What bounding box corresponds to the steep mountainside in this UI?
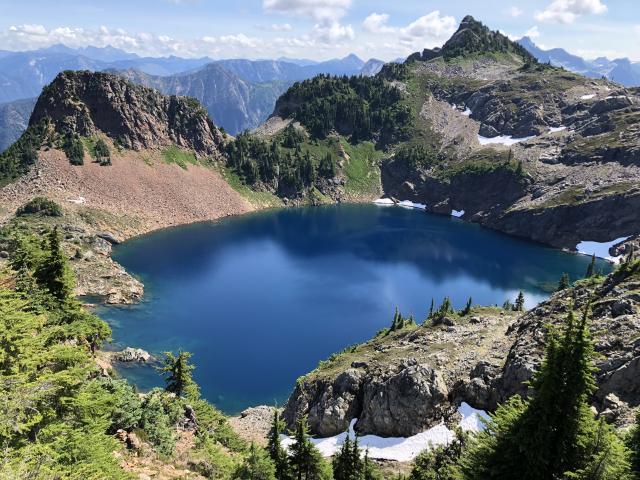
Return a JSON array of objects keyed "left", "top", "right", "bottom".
[
  {"left": 0, "top": 98, "right": 36, "bottom": 152},
  {"left": 267, "top": 15, "right": 640, "bottom": 252},
  {"left": 30, "top": 70, "right": 225, "bottom": 155},
  {"left": 116, "top": 65, "right": 291, "bottom": 135}
]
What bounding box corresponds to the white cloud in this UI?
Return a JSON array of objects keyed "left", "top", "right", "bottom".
[
  {"left": 263, "top": 0, "right": 352, "bottom": 21},
  {"left": 363, "top": 11, "right": 457, "bottom": 50},
  {"left": 362, "top": 13, "right": 395, "bottom": 34},
  {"left": 535, "top": 0, "right": 607, "bottom": 24},
  {"left": 524, "top": 26, "right": 541, "bottom": 38},
  {"left": 507, "top": 6, "right": 523, "bottom": 17},
  {"left": 312, "top": 21, "right": 354, "bottom": 43},
  {"left": 271, "top": 23, "right": 294, "bottom": 31}
]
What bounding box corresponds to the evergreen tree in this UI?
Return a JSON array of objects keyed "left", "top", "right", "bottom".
[
  {"left": 460, "top": 307, "right": 632, "bottom": 480},
  {"left": 157, "top": 350, "right": 197, "bottom": 398},
  {"left": 289, "top": 415, "right": 332, "bottom": 480},
  {"left": 409, "top": 429, "right": 468, "bottom": 479},
  {"left": 514, "top": 291, "right": 525, "bottom": 312},
  {"left": 586, "top": 255, "right": 597, "bottom": 278},
  {"left": 94, "top": 138, "right": 111, "bottom": 166},
  {"left": 461, "top": 297, "right": 473, "bottom": 316},
  {"left": 558, "top": 273, "right": 570, "bottom": 291},
  {"left": 628, "top": 410, "right": 640, "bottom": 479},
  {"left": 33, "top": 227, "right": 74, "bottom": 301},
  {"left": 236, "top": 443, "right": 277, "bottom": 480},
  {"left": 268, "top": 409, "right": 291, "bottom": 480},
  {"left": 333, "top": 435, "right": 382, "bottom": 480},
  {"left": 428, "top": 298, "right": 434, "bottom": 320}
]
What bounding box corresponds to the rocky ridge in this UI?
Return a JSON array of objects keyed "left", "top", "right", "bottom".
[
  {"left": 30, "top": 70, "right": 225, "bottom": 156},
  {"left": 284, "top": 264, "right": 640, "bottom": 438},
  {"left": 284, "top": 308, "right": 518, "bottom": 437},
  {"left": 379, "top": 16, "right": 640, "bottom": 251}
]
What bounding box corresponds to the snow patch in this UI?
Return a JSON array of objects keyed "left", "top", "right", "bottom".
[
  {"left": 281, "top": 403, "right": 487, "bottom": 462},
  {"left": 462, "top": 108, "right": 472, "bottom": 116},
  {"left": 451, "top": 209, "right": 465, "bottom": 218},
  {"left": 67, "top": 196, "right": 86, "bottom": 205},
  {"left": 477, "top": 134, "right": 535, "bottom": 146},
  {"left": 373, "top": 198, "right": 395, "bottom": 206},
  {"left": 580, "top": 94, "right": 596, "bottom": 100},
  {"left": 576, "top": 236, "right": 629, "bottom": 263},
  {"left": 549, "top": 126, "right": 567, "bottom": 133},
  {"left": 398, "top": 200, "right": 427, "bottom": 210}
]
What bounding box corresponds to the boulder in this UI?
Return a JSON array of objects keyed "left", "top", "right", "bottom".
[
  {"left": 115, "top": 347, "right": 152, "bottom": 363},
  {"left": 356, "top": 364, "right": 449, "bottom": 437}
]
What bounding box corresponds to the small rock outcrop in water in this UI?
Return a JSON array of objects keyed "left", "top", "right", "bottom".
[
  {"left": 115, "top": 347, "right": 152, "bottom": 363},
  {"left": 29, "top": 70, "right": 225, "bottom": 156}
]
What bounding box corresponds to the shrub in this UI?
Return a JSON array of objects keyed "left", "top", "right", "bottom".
[
  {"left": 63, "top": 135, "right": 85, "bottom": 165},
  {"left": 16, "top": 197, "right": 62, "bottom": 217}
]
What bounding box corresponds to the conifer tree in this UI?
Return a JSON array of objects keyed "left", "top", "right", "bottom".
[
  {"left": 289, "top": 415, "right": 332, "bottom": 480},
  {"left": 157, "top": 350, "right": 197, "bottom": 398},
  {"left": 428, "top": 298, "right": 434, "bottom": 320},
  {"left": 461, "top": 297, "right": 473, "bottom": 316},
  {"left": 34, "top": 227, "right": 74, "bottom": 301},
  {"left": 558, "top": 272, "right": 570, "bottom": 291},
  {"left": 628, "top": 410, "right": 640, "bottom": 479},
  {"left": 236, "top": 443, "right": 277, "bottom": 480},
  {"left": 268, "top": 409, "right": 291, "bottom": 480},
  {"left": 460, "top": 306, "right": 632, "bottom": 479},
  {"left": 586, "top": 255, "right": 597, "bottom": 278},
  {"left": 514, "top": 291, "right": 525, "bottom": 312}
]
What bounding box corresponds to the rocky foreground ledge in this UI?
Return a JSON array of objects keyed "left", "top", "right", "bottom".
[{"left": 284, "top": 264, "right": 640, "bottom": 438}]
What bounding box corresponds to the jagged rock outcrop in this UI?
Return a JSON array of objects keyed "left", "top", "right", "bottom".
[
  {"left": 285, "top": 265, "right": 640, "bottom": 438},
  {"left": 29, "top": 70, "right": 225, "bottom": 156},
  {"left": 284, "top": 309, "right": 517, "bottom": 437},
  {"left": 498, "top": 264, "right": 640, "bottom": 426}
]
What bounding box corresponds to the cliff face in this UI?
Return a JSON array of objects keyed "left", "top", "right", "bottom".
[{"left": 29, "top": 70, "right": 225, "bottom": 156}]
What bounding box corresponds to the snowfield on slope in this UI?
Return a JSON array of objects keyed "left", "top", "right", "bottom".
[{"left": 281, "top": 403, "right": 488, "bottom": 462}]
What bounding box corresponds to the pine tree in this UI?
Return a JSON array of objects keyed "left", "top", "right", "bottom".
[
  {"left": 586, "top": 255, "right": 597, "bottom": 278},
  {"left": 268, "top": 409, "right": 291, "bottom": 480},
  {"left": 461, "top": 297, "right": 473, "bottom": 316},
  {"left": 514, "top": 291, "right": 525, "bottom": 312},
  {"left": 427, "top": 298, "right": 434, "bottom": 320},
  {"left": 289, "top": 415, "right": 332, "bottom": 480},
  {"left": 558, "top": 272, "right": 570, "bottom": 291},
  {"left": 628, "top": 410, "right": 640, "bottom": 479},
  {"left": 157, "top": 350, "right": 197, "bottom": 398},
  {"left": 460, "top": 306, "right": 632, "bottom": 480},
  {"left": 33, "top": 227, "right": 74, "bottom": 301},
  {"left": 236, "top": 443, "right": 277, "bottom": 480}
]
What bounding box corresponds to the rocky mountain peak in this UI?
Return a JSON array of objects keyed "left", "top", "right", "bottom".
[
  {"left": 29, "top": 70, "right": 225, "bottom": 156},
  {"left": 408, "top": 15, "right": 536, "bottom": 64}
]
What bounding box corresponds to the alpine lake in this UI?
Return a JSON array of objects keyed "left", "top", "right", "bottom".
[{"left": 97, "top": 204, "right": 610, "bottom": 414}]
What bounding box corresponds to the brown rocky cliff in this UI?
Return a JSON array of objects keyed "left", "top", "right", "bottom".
[{"left": 29, "top": 70, "right": 224, "bottom": 156}]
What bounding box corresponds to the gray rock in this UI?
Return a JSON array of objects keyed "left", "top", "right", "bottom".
[
  {"left": 356, "top": 364, "right": 449, "bottom": 437},
  {"left": 97, "top": 232, "right": 121, "bottom": 245},
  {"left": 115, "top": 347, "right": 151, "bottom": 363},
  {"left": 0, "top": 251, "right": 8, "bottom": 259}
]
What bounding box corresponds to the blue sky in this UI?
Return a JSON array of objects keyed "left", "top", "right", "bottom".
[{"left": 0, "top": 0, "right": 638, "bottom": 61}]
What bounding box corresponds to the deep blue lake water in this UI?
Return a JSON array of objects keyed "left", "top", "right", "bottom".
[{"left": 97, "top": 204, "right": 610, "bottom": 414}]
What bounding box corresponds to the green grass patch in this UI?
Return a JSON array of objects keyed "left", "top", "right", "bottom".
[
  {"left": 341, "top": 140, "right": 383, "bottom": 198},
  {"left": 162, "top": 146, "right": 198, "bottom": 170},
  {"left": 217, "top": 165, "right": 283, "bottom": 208}
]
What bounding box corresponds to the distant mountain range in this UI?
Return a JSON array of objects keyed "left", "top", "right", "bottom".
[
  {"left": 0, "top": 44, "right": 386, "bottom": 150},
  {"left": 518, "top": 37, "right": 640, "bottom": 87}
]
